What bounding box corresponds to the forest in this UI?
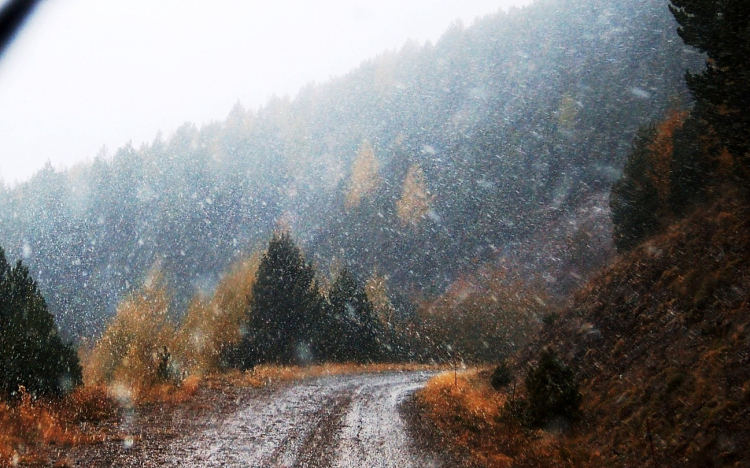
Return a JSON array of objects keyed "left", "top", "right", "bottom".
[
  {"left": 0, "top": 0, "right": 697, "bottom": 340},
  {"left": 1, "top": 0, "right": 749, "bottom": 465}
]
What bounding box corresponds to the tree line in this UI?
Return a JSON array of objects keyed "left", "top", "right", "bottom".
[
  {"left": 225, "top": 232, "right": 404, "bottom": 367},
  {"left": 0, "top": 0, "right": 697, "bottom": 341}
]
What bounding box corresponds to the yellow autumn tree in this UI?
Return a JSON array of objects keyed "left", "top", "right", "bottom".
[
  {"left": 84, "top": 264, "right": 175, "bottom": 393},
  {"left": 345, "top": 140, "right": 380, "bottom": 208},
  {"left": 557, "top": 93, "right": 578, "bottom": 130},
  {"left": 173, "top": 252, "right": 260, "bottom": 375},
  {"left": 365, "top": 267, "right": 396, "bottom": 326},
  {"left": 396, "top": 163, "right": 435, "bottom": 228}
]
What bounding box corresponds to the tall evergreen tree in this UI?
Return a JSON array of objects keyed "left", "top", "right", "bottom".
[
  {"left": 236, "top": 232, "right": 322, "bottom": 367},
  {"left": 670, "top": 0, "right": 750, "bottom": 173},
  {"left": 0, "top": 247, "right": 82, "bottom": 398},
  {"left": 327, "top": 268, "right": 382, "bottom": 363},
  {"left": 610, "top": 126, "right": 662, "bottom": 252}
]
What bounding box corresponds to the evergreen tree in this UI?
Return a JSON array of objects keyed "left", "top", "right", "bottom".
[
  {"left": 235, "top": 232, "right": 322, "bottom": 367},
  {"left": 327, "top": 268, "right": 381, "bottom": 363},
  {"left": 670, "top": 0, "right": 750, "bottom": 173},
  {"left": 668, "top": 115, "right": 714, "bottom": 214},
  {"left": 525, "top": 348, "right": 581, "bottom": 427},
  {"left": 610, "top": 126, "right": 661, "bottom": 252},
  {"left": 0, "top": 247, "right": 82, "bottom": 398},
  {"left": 490, "top": 361, "right": 513, "bottom": 390}
]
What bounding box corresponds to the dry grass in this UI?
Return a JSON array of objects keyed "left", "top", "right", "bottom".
[
  {"left": 62, "top": 385, "right": 119, "bottom": 423},
  {"left": 517, "top": 196, "right": 750, "bottom": 466},
  {"left": 417, "top": 370, "right": 596, "bottom": 468},
  {"left": 129, "top": 374, "right": 202, "bottom": 405},
  {"left": 0, "top": 386, "right": 117, "bottom": 467},
  {"left": 217, "top": 362, "right": 445, "bottom": 388}
]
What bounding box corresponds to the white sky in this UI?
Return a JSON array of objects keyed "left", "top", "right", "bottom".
[{"left": 0, "top": 0, "right": 532, "bottom": 185}]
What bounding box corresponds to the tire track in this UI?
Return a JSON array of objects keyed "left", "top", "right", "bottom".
[
  {"left": 292, "top": 393, "right": 353, "bottom": 468},
  {"left": 331, "top": 373, "right": 442, "bottom": 468}
]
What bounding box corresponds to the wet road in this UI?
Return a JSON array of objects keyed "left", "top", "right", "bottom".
[{"left": 160, "top": 372, "right": 443, "bottom": 467}]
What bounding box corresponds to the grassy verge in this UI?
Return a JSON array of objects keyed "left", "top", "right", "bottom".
[
  {"left": 415, "top": 369, "right": 595, "bottom": 468},
  {"left": 219, "top": 362, "right": 444, "bottom": 388},
  {"left": 0, "top": 386, "right": 117, "bottom": 467}
]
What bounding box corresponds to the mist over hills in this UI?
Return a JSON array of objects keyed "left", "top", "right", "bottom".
[{"left": 0, "top": 0, "right": 700, "bottom": 339}]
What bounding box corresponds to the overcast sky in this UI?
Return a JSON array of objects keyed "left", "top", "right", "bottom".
[{"left": 0, "top": 0, "right": 532, "bottom": 185}]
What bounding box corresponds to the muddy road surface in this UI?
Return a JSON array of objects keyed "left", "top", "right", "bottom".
[{"left": 70, "top": 372, "right": 456, "bottom": 467}]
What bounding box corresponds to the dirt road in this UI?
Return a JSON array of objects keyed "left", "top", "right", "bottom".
[{"left": 70, "top": 372, "right": 452, "bottom": 467}]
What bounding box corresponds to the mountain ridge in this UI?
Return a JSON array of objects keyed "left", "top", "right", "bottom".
[{"left": 0, "top": 0, "right": 699, "bottom": 338}]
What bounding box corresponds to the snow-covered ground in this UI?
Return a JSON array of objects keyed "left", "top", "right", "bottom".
[{"left": 161, "top": 372, "right": 442, "bottom": 467}]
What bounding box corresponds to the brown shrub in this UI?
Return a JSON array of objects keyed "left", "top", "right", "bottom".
[
  {"left": 134, "top": 374, "right": 201, "bottom": 405},
  {"left": 0, "top": 387, "right": 111, "bottom": 467},
  {"left": 62, "top": 385, "right": 118, "bottom": 423}
]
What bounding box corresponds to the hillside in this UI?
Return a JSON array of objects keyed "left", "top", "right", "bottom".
[
  {"left": 518, "top": 194, "right": 750, "bottom": 465},
  {"left": 0, "top": 0, "right": 698, "bottom": 338}
]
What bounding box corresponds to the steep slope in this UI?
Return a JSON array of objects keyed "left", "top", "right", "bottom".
[{"left": 524, "top": 195, "right": 750, "bottom": 466}]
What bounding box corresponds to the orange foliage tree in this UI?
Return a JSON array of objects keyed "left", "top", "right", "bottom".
[
  {"left": 345, "top": 140, "right": 381, "bottom": 209},
  {"left": 173, "top": 253, "right": 260, "bottom": 375},
  {"left": 396, "top": 163, "right": 435, "bottom": 229},
  {"left": 83, "top": 265, "right": 175, "bottom": 394}
]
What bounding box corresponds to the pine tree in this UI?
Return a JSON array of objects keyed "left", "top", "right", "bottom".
[
  {"left": 0, "top": 247, "right": 82, "bottom": 398},
  {"left": 236, "top": 232, "right": 322, "bottom": 367},
  {"left": 669, "top": 0, "right": 750, "bottom": 174},
  {"left": 610, "top": 126, "right": 662, "bottom": 252},
  {"left": 327, "top": 268, "right": 381, "bottom": 363}
]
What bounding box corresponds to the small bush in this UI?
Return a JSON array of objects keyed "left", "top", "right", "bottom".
[
  {"left": 525, "top": 348, "right": 581, "bottom": 427},
  {"left": 500, "top": 398, "right": 532, "bottom": 427},
  {"left": 542, "top": 312, "right": 559, "bottom": 326},
  {"left": 490, "top": 361, "right": 513, "bottom": 390},
  {"left": 64, "top": 385, "right": 118, "bottom": 423}
]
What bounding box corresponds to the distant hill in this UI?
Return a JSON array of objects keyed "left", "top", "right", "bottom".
[{"left": 0, "top": 0, "right": 699, "bottom": 338}]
